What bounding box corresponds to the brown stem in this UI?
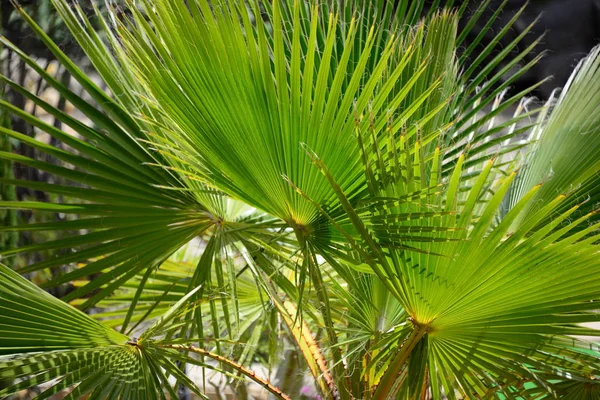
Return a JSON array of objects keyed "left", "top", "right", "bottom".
[
  {"left": 291, "top": 222, "right": 349, "bottom": 400},
  {"left": 280, "top": 300, "right": 337, "bottom": 400},
  {"left": 160, "top": 344, "right": 292, "bottom": 400}
]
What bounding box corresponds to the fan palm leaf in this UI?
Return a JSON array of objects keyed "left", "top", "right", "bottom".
[
  {"left": 0, "top": 263, "right": 293, "bottom": 399},
  {"left": 0, "top": 262, "right": 195, "bottom": 399},
  {"left": 2, "top": 0, "right": 600, "bottom": 399}
]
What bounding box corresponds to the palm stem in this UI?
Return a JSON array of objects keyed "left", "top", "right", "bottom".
[
  {"left": 372, "top": 322, "right": 428, "bottom": 399},
  {"left": 307, "top": 250, "right": 351, "bottom": 400},
  {"left": 293, "top": 222, "right": 350, "bottom": 400},
  {"left": 160, "top": 344, "right": 292, "bottom": 400}
]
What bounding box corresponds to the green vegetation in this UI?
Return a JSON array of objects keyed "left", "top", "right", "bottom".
[{"left": 0, "top": 0, "right": 599, "bottom": 399}]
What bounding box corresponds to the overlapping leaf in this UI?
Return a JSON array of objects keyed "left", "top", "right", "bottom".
[{"left": 2, "top": 0, "right": 599, "bottom": 399}]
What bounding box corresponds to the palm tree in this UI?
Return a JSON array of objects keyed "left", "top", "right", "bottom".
[{"left": 1, "top": 0, "right": 600, "bottom": 398}]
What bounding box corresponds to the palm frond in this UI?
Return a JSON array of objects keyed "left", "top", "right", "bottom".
[
  {"left": 0, "top": 263, "right": 292, "bottom": 399},
  {"left": 0, "top": 263, "right": 180, "bottom": 399},
  {"left": 3, "top": 0, "right": 600, "bottom": 399},
  {"left": 506, "top": 45, "right": 600, "bottom": 229}
]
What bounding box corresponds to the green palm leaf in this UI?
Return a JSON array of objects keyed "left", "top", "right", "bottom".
[
  {"left": 3, "top": 0, "right": 600, "bottom": 399},
  {"left": 0, "top": 263, "right": 178, "bottom": 399},
  {"left": 1, "top": 263, "right": 292, "bottom": 399},
  {"left": 506, "top": 45, "right": 600, "bottom": 229}
]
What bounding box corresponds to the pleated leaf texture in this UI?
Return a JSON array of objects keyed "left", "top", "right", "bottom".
[{"left": 0, "top": 0, "right": 599, "bottom": 399}]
